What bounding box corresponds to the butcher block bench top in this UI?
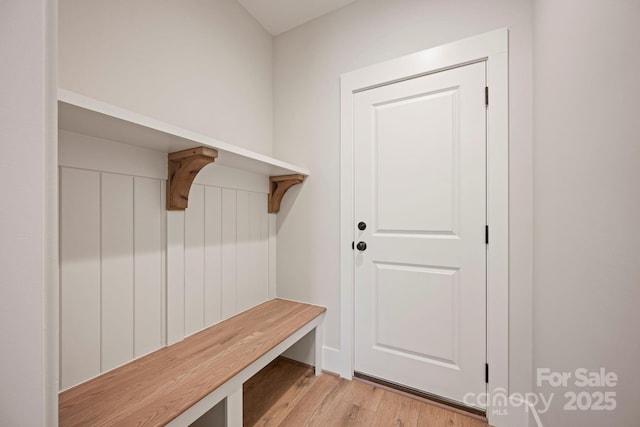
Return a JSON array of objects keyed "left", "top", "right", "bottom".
[{"left": 59, "top": 298, "right": 326, "bottom": 427}]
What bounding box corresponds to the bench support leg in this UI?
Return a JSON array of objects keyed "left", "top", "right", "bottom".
[
  {"left": 314, "top": 321, "right": 324, "bottom": 376},
  {"left": 225, "top": 388, "right": 243, "bottom": 427}
]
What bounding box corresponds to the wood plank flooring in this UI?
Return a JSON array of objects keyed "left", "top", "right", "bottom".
[{"left": 244, "top": 358, "right": 490, "bottom": 427}]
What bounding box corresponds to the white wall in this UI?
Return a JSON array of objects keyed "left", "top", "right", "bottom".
[
  {"left": 533, "top": 1, "right": 640, "bottom": 426},
  {"left": 59, "top": 0, "right": 274, "bottom": 156},
  {"left": 0, "top": 0, "right": 57, "bottom": 425},
  {"left": 273, "top": 0, "right": 533, "bottom": 398}
]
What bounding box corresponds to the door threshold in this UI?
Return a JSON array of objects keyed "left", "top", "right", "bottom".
[{"left": 353, "top": 372, "right": 487, "bottom": 421}]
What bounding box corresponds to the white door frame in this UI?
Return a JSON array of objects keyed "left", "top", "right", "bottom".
[{"left": 339, "top": 28, "right": 508, "bottom": 424}]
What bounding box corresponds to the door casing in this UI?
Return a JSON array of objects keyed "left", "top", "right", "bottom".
[{"left": 339, "top": 28, "right": 509, "bottom": 425}]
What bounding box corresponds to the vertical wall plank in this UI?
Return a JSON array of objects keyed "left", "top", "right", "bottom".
[
  {"left": 160, "top": 181, "right": 167, "bottom": 346},
  {"left": 166, "top": 209, "right": 185, "bottom": 345},
  {"left": 184, "top": 184, "right": 205, "bottom": 336},
  {"left": 221, "top": 189, "right": 237, "bottom": 318},
  {"left": 236, "top": 191, "right": 251, "bottom": 311},
  {"left": 134, "top": 177, "right": 163, "bottom": 357},
  {"left": 204, "top": 186, "right": 222, "bottom": 326},
  {"left": 101, "top": 173, "right": 134, "bottom": 372},
  {"left": 268, "top": 214, "right": 277, "bottom": 299},
  {"left": 258, "top": 194, "right": 270, "bottom": 300},
  {"left": 60, "top": 168, "right": 101, "bottom": 390},
  {"left": 251, "top": 192, "right": 269, "bottom": 306}
]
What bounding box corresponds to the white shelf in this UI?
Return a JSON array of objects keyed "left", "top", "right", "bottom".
[{"left": 58, "top": 89, "right": 309, "bottom": 177}]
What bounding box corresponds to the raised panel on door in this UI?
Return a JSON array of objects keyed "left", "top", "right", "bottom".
[
  {"left": 376, "top": 88, "right": 460, "bottom": 235},
  {"left": 354, "top": 61, "right": 487, "bottom": 408},
  {"left": 374, "top": 263, "right": 460, "bottom": 367}
]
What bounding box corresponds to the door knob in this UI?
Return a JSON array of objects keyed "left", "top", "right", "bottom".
[
  {"left": 358, "top": 221, "right": 367, "bottom": 230},
  {"left": 356, "top": 241, "right": 367, "bottom": 251}
]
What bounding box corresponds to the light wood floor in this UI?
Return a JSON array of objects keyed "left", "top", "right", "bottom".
[{"left": 244, "top": 358, "right": 490, "bottom": 427}]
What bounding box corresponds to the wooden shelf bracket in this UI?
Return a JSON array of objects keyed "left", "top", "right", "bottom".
[
  {"left": 268, "top": 174, "right": 306, "bottom": 213},
  {"left": 167, "top": 147, "right": 218, "bottom": 210}
]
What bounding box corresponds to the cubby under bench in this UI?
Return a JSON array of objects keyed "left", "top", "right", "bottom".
[{"left": 59, "top": 299, "right": 326, "bottom": 427}]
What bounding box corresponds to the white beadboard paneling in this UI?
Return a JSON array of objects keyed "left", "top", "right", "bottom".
[
  {"left": 59, "top": 130, "right": 167, "bottom": 180},
  {"left": 221, "top": 189, "right": 238, "bottom": 318},
  {"left": 101, "top": 173, "right": 134, "bottom": 372},
  {"left": 204, "top": 187, "right": 223, "bottom": 325},
  {"left": 184, "top": 185, "right": 206, "bottom": 336},
  {"left": 167, "top": 210, "right": 186, "bottom": 345},
  {"left": 182, "top": 186, "right": 271, "bottom": 332},
  {"left": 59, "top": 134, "right": 278, "bottom": 386},
  {"left": 60, "top": 168, "right": 101, "bottom": 390},
  {"left": 134, "top": 177, "right": 164, "bottom": 356}
]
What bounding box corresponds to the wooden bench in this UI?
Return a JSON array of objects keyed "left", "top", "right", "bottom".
[{"left": 59, "top": 299, "right": 326, "bottom": 426}]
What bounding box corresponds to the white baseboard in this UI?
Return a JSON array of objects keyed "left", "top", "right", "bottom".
[{"left": 322, "top": 346, "right": 341, "bottom": 375}]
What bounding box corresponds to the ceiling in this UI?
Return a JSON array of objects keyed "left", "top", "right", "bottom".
[{"left": 236, "top": 0, "right": 358, "bottom": 35}]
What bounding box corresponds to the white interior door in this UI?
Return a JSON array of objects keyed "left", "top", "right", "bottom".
[{"left": 354, "top": 61, "right": 487, "bottom": 408}]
